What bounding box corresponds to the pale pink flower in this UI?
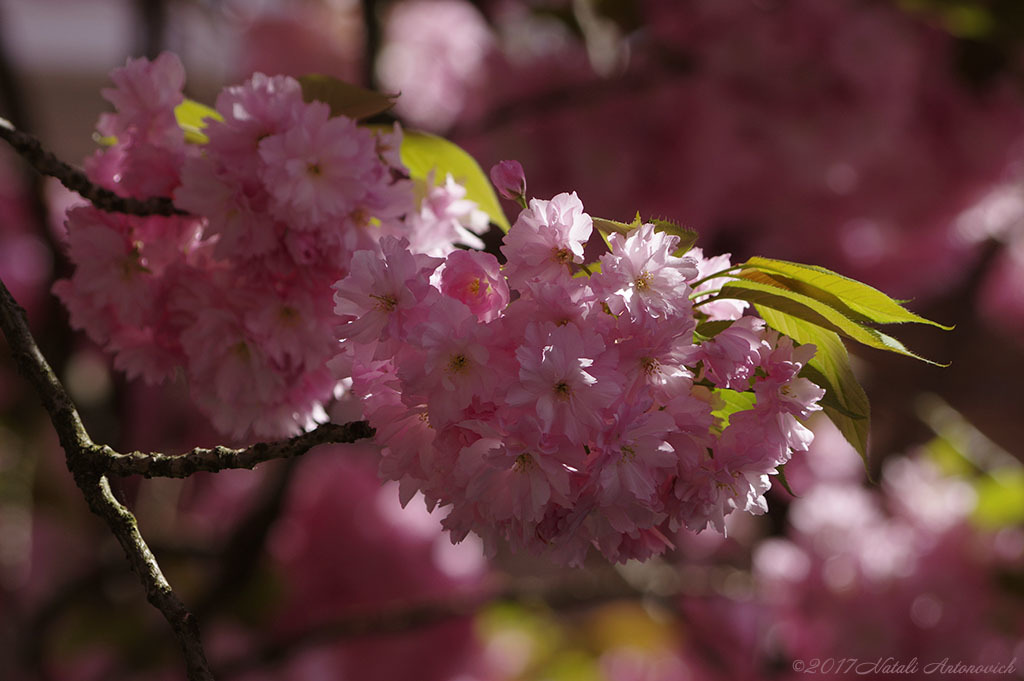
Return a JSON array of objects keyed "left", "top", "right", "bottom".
[
  {"left": 51, "top": 278, "right": 117, "bottom": 346},
  {"left": 208, "top": 72, "right": 306, "bottom": 172},
  {"left": 753, "top": 333, "right": 824, "bottom": 449},
  {"left": 259, "top": 103, "right": 380, "bottom": 229},
  {"left": 108, "top": 326, "right": 183, "bottom": 385},
  {"left": 500, "top": 276, "right": 600, "bottom": 331},
  {"left": 180, "top": 309, "right": 285, "bottom": 438},
  {"left": 456, "top": 435, "right": 573, "bottom": 525},
  {"left": 173, "top": 157, "right": 280, "bottom": 260},
  {"left": 405, "top": 173, "right": 490, "bottom": 256},
  {"left": 715, "top": 409, "right": 792, "bottom": 471},
  {"left": 690, "top": 247, "right": 748, "bottom": 321},
  {"left": 242, "top": 284, "right": 336, "bottom": 372},
  {"left": 612, "top": 311, "right": 696, "bottom": 403},
  {"left": 333, "top": 237, "right": 442, "bottom": 347},
  {"left": 506, "top": 321, "right": 621, "bottom": 443},
  {"left": 396, "top": 297, "right": 495, "bottom": 427},
  {"left": 59, "top": 207, "right": 155, "bottom": 326},
  {"left": 590, "top": 406, "right": 678, "bottom": 532},
  {"left": 596, "top": 223, "right": 699, "bottom": 319},
  {"left": 377, "top": 0, "right": 493, "bottom": 131},
  {"left": 501, "top": 191, "right": 593, "bottom": 287},
  {"left": 696, "top": 316, "right": 766, "bottom": 390},
  {"left": 99, "top": 52, "right": 185, "bottom": 146}
]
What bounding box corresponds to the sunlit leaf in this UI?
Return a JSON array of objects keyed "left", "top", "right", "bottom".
[
  {"left": 711, "top": 388, "right": 757, "bottom": 432},
  {"left": 740, "top": 256, "right": 952, "bottom": 329},
  {"left": 648, "top": 217, "right": 698, "bottom": 254},
  {"left": 942, "top": 4, "right": 994, "bottom": 38},
  {"left": 299, "top": 74, "right": 397, "bottom": 120},
  {"left": 593, "top": 213, "right": 698, "bottom": 255},
  {"left": 399, "top": 129, "right": 510, "bottom": 231},
  {"left": 585, "top": 601, "right": 676, "bottom": 652},
  {"left": 756, "top": 305, "right": 872, "bottom": 465},
  {"left": 717, "top": 278, "right": 942, "bottom": 364},
  {"left": 592, "top": 213, "right": 642, "bottom": 237},
  {"left": 174, "top": 98, "right": 222, "bottom": 144}
]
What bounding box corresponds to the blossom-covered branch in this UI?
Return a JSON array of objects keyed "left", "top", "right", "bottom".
[
  {"left": 96, "top": 420, "right": 375, "bottom": 478},
  {"left": 0, "top": 116, "right": 184, "bottom": 216}
]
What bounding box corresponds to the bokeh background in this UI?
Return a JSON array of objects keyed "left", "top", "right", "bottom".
[{"left": 1, "top": 0, "right": 1023, "bottom": 679}]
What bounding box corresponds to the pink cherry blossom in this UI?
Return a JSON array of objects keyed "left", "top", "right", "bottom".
[
  {"left": 506, "top": 321, "right": 621, "bottom": 443},
  {"left": 695, "top": 316, "right": 766, "bottom": 390},
  {"left": 259, "top": 102, "right": 382, "bottom": 229},
  {"left": 333, "top": 236, "right": 442, "bottom": 348},
  {"left": 404, "top": 172, "right": 490, "bottom": 256},
  {"left": 439, "top": 249, "right": 510, "bottom": 322},
  {"left": 596, "top": 223, "right": 699, "bottom": 320},
  {"left": 501, "top": 191, "right": 593, "bottom": 287}
]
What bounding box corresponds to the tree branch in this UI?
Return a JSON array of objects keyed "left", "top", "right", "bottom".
[
  {"left": 93, "top": 421, "right": 375, "bottom": 478},
  {"left": 81, "top": 472, "right": 216, "bottom": 680},
  {"left": 0, "top": 116, "right": 185, "bottom": 217},
  {"left": 0, "top": 275, "right": 91, "bottom": 453},
  {"left": 0, "top": 275, "right": 214, "bottom": 681},
  {"left": 2, "top": 269, "right": 381, "bottom": 679}
]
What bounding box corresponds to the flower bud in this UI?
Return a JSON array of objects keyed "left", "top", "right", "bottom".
[{"left": 489, "top": 160, "right": 527, "bottom": 201}]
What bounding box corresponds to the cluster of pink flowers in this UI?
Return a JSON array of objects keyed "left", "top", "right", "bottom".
[
  {"left": 53, "top": 53, "right": 485, "bottom": 438},
  {"left": 335, "top": 189, "right": 825, "bottom": 565}
]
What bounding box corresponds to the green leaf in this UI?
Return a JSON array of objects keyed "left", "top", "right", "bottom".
[
  {"left": 755, "top": 305, "right": 872, "bottom": 466},
  {"left": 694, "top": 319, "right": 734, "bottom": 341},
  {"left": 648, "top": 217, "right": 699, "bottom": 254},
  {"left": 174, "top": 98, "right": 222, "bottom": 144},
  {"left": 298, "top": 74, "right": 397, "bottom": 120},
  {"left": 740, "top": 256, "right": 952, "bottom": 329},
  {"left": 775, "top": 463, "right": 798, "bottom": 497},
  {"left": 592, "top": 214, "right": 698, "bottom": 256},
  {"left": 711, "top": 388, "right": 757, "bottom": 433},
  {"left": 398, "top": 129, "right": 510, "bottom": 231},
  {"left": 592, "top": 213, "right": 642, "bottom": 237},
  {"left": 716, "top": 278, "right": 942, "bottom": 364}
]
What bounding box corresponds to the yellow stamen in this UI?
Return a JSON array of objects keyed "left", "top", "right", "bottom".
[{"left": 513, "top": 453, "right": 534, "bottom": 472}]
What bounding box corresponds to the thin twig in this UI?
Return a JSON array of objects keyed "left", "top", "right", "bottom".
[
  {"left": 0, "top": 116, "right": 185, "bottom": 217},
  {"left": 94, "top": 421, "right": 375, "bottom": 478}
]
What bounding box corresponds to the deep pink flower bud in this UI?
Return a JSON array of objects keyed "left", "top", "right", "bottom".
[{"left": 489, "top": 160, "right": 527, "bottom": 201}]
